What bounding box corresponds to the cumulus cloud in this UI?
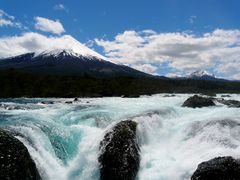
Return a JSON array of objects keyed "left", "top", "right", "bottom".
[
  {"left": 34, "top": 17, "right": 65, "bottom": 35},
  {"left": 0, "top": 9, "right": 22, "bottom": 28},
  {"left": 95, "top": 29, "right": 240, "bottom": 80},
  {"left": 132, "top": 64, "right": 158, "bottom": 75},
  {"left": 0, "top": 32, "right": 106, "bottom": 59}
]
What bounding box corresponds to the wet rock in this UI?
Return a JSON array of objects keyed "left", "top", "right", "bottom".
[
  {"left": 221, "top": 95, "right": 231, "bottom": 98},
  {"left": 65, "top": 101, "right": 73, "bottom": 104},
  {"left": 73, "top": 98, "right": 78, "bottom": 102},
  {"left": 0, "top": 129, "right": 41, "bottom": 180},
  {"left": 217, "top": 99, "right": 240, "bottom": 108},
  {"left": 191, "top": 156, "right": 240, "bottom": 180},
  {"left": 182, "top": 95, "right": 215, "bottom": 108},
  {"left": 121, "top": 94, "right": 140, "bottom": 98},
  {"left": 40, "top": 101, "right": 54, "bottom": 105},
  {"left": 98, "top": 120, "right": 140, "bottom": 180}
]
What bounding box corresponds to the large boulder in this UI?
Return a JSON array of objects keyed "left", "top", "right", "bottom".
[
  {"left": 182, "top": 95, "right": 215, "bottom": 108},
  {"left": 191, "top": 156, "right": 240, "bottom": 180},
  {"left": 0, "top": 129, "right": 41, "bottom": 180},
  {"left": 98, "top": 120, "right": 140, "bottom": 180}
]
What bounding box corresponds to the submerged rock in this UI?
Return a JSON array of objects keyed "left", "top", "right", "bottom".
[
  {"left": 182, "top": 95, "right": 215, "bottom": 108},
  {"left": 0, "top": 103, "right": 42, "bottom": 110},
  {"left": 191, "top": 156, "right": 240, "bottom": 180},
  {"left": 200, "top": 92, "right": 217, "bottom": 97},
  {"left": 65, "top": 101, "right": 73, "bottom": 104},
  {"left": 0, "top": 129, "right": 41, "bottom": 180},
  {"left": 40, "top": 101, "right": 54, "bottom": 105},
  {"left": 187, "top": 119, "right": 240, "bottom": 148},
  {"left": 163, "top": 94, "right": 176, "bottom": 97},
  {"left": 98, "top": 120, "right": 140, "bottom": 180}
]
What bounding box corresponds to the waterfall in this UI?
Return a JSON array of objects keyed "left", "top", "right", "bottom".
[{"left": 0, "top": 94, "right": 240, "bottom": 180}]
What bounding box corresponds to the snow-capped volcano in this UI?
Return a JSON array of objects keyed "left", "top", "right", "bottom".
[
  {"left": 34, "top": 49, "right": 104, "bottom": 61},
  {"left": 0, "top": 35, "right": 148, "bottom": 77},
  {"left": 170, "top": 70, "right": 229, "bottom": 81},
  {"left": 0, "top": 47, "right": 149, "bottom": 77},
  {"left": 188, "top": 70, "right": 215, "bottom": 79},
  {"left": 32, "top": 35, "right": 106, "bottom": 60}
]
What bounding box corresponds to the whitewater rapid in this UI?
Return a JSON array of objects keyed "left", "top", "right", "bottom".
[{"left": 0, "top": 94, "right": 240, "bottom": 180}]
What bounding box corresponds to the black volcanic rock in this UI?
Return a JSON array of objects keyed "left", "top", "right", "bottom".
[
  {"left": 65, "top": 101, "right": 73, "bottom": 104},
  {"left": 191, "top": 156, "right": 240, "bottom": 180},
  {"left": 121, "top": 94, "right": 140, "bottom": 98},
  {"left": 221, "top": 95, "right": 231, "bottom": 98},
  {"left": 217, "top": 99, "right": 240, "bottom": 108},
  {"left": 73, "top": 97, "right": 78, "bottom": 102},
  {"left": 0, "top": 129, "right": 41, "bottom": 180},
  {"left": 182, "top": 95, "right": 215, "bottom": 108},
  {"left": 98, "top": 120, "right": 140, "bottom": 180}
]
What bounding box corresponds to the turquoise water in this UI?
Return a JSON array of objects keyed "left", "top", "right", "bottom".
[{"left": 0, "top": 94, "right": 240, "bottom": 180}]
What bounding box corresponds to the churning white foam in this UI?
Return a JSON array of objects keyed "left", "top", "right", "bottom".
[{"left": 0, "top": 94, "right": 240, "bottom": 180}]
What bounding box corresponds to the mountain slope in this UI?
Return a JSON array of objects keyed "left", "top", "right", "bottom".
[{"left": 0, "top": 49, "right": 150, "bottom": 77}]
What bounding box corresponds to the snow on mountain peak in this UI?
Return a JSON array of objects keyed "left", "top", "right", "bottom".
[
  {"left": 34, "top": 35, "right": 106, "bottom": 60},
  {"left": 36, "top": 49, "right": 83, "bottom": 58},
  {"left": 189, "top": 70, "right": 215, "bottom": 78}
]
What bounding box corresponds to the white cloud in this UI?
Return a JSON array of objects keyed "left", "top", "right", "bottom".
[
  {"left": 0, "top": 9, "right": 22, "bottom": 28},
  {"left": 166, "top": 73, "right": 183, "bottom": 78},
  {"left": 233, "top": 73, "right": 240, "bottom": 80},
  {"left": 132, "top": 64, "right": 158, "bottom": 74},
  {"left": 0, "top": 19, "right": 14, "bottom": 27},
  {"left": 0, "top": 9, "right": 15, "bottom": 20},
  {"left": 54, "top": 4, "right": 68, "bottom": 12},
  {"left": 0, "top": 32, "right": 105, "bottom": 59},
  {"left": 34, "top": 17, "right": 65, "bottom": 35},
  {"left": 95, "top": 29, "right": 240, "bottom": 80}
]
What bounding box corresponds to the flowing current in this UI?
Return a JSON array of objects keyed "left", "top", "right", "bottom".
[{"left": 1, "top": 94, "right": 240, "bottom": 180}]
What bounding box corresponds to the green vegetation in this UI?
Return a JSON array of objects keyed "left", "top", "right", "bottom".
[{"left": 0, "top": 69, "right": 239, "bottom": 98}]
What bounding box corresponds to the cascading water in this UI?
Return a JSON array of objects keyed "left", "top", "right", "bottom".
[{"left": 0, "top": 94, "right": 240, "bottom": 180}]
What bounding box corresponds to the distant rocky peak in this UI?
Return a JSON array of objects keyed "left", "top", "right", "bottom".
[{"left": 189, "top": 70, "right": 215, "bottom": 78}]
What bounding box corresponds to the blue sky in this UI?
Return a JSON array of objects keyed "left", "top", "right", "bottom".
[
  {"left": 0, "top": 0, "right": 240, "bottom": 79},
  {"left": 1, "top": 0, "right": 240, "bottom": 39}
]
